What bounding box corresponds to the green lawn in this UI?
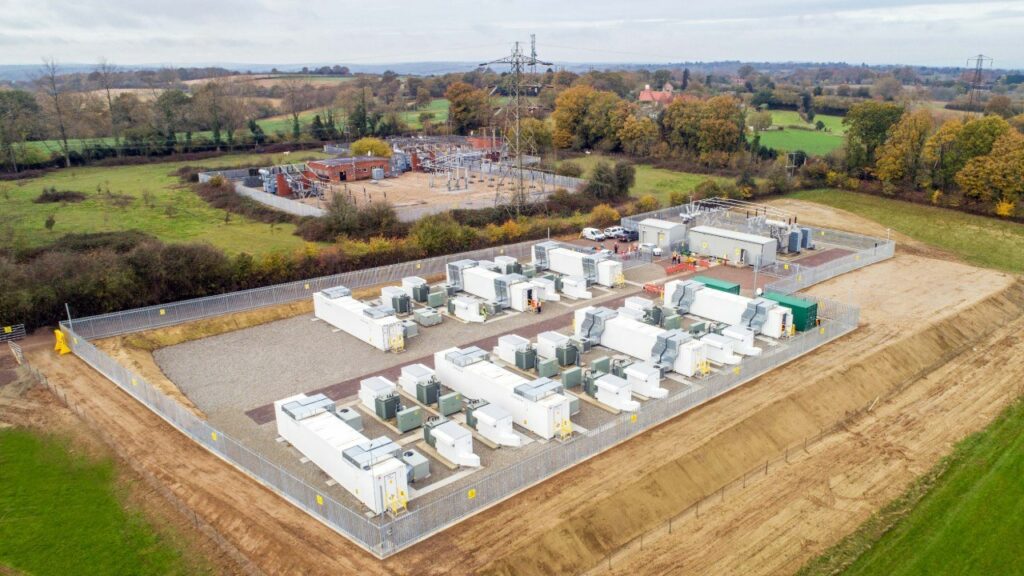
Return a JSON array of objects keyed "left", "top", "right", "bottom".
[
  {"left": 765, "top": 109, "right": 847, "bottom": 134},
  {"left": 559, "top": 153, "right": 733, "bottom": 205},
  {"left": 0, "top": 428, "right": 209, "bottom": 575},
  {"left": 788, "top": 189, "right": 1024, "bottom": 272},
  {"left": 1, "top": 151, "right": 330, "bottom": 255},
  {"left": 799, "top": 399, "right": 1024, "bottom": 576},
  {"left": 749, "top": 109, "right": 846, "bottom": 156}
]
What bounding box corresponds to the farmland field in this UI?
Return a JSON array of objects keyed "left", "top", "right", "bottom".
[
  {"left": 0, "top": 427, "right": 209, "bottom": 575},
  {"left": 788, "top": 189, "right": 1024, "bottom": 272},
  {"left": 2, "top": 151, "right": 330, "bottom": 255},
  {"left": 559, "top": 153, "right": 732, "bottom": 205}
]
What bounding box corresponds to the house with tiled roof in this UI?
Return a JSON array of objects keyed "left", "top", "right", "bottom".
[{"left": 638, "top": 82, "right": 676, "bottom": 106}]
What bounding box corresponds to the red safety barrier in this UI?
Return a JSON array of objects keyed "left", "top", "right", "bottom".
[
  {"left": 643, "top": 283, "right": 664, "bottom": 296},
  {"left": 665, "top": 262, "right": 696, "bottom": 275}
]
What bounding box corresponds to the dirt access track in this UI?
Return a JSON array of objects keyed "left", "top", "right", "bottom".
[{"left": 24, "top": 200, "right": 1024, "bottom": 575}]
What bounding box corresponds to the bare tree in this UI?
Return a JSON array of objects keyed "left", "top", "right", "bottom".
[
  {"left": 281, "top": 76, "right": 311, "bottom": 140},
  {"left": 37, "top": 58, "right": 73, "bottom": 167},
  {"left": 95, "top": 59, "right": 121, "bottom": 156}
]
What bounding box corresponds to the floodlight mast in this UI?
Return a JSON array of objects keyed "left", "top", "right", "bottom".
[{"left": 480, "top": 41, "right": 552, "bottom": 215}]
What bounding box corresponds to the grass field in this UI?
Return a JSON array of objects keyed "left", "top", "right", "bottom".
[
  {"left": 2, "top": 151, "right": 330, "bottom": 255},
  {"left": 750, "top": 109, "right": 847, "bottom": 156},
  {"left": 789, "top": 189, "right": 1024, "bottom": 272},
  {"left": 798, "top": 399, "right": 1024, "bottom": 576},
  {"left": 559, "top": 153, "right": 733, "bottom": 205},
  {"left": 0, "top": 427, "right": 208, "bottom": 575}
]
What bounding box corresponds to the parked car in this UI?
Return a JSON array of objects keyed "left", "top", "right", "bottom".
[
  {"left": 616, "top": 229, "right": 639, "bottom": 242},
  {"left": 603, "top": 226, "right": 625, "bottom": 238},
  {"left": 580, "top": 227, "right": 606, "bottom": 241},
  {"left": 639, "top": 242, "right": 663, "bottom": 257}
]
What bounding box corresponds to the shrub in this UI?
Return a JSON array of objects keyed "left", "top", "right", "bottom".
[
  {"left": 994, "top": 200, "right": 1015, "bottom": 218},
  {"left": 409, "top": 213, "right": 475, "bottom": 256},
  {"left": 931, "top": 190, "right": 943, "bottom": 205},
  {"left": 634, "top": 194, "right": 661, "bottom": 213},
  {"left": 556, "top": 162, "right": 583, "bottom": 178},
  {"left": 34, "top": 188, "right": 87, "bottom": 203},
  {"left": 668, "top": 190, "right": 690, "bottom": 206},
  {"left": 693, "top": 179, "right": 721, "bottom": 199},
  {"left": 588, "top": 204, "right": 621, "bottom": 227},
  {"left": 208, "top": 174, "right": 225, "bottom": 187}
]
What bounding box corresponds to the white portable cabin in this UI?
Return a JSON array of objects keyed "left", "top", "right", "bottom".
[
  {"left": 314, "top": 286, "right": 405, "bottom": 352},
  {"left": 397, "top": 364, "right": 435, "bottom": 397},
  {"left": 275, "top": 393, "right": 410, "bottom": 515},
  {"left": 700, "top": 333, "right": 741, "bottom": 365},
  {"left": 638, "top": 218, "right": 687, "bottom": 252},
  {"left": 663, "top": 279, "right": 792, "bottom": 339},
  {"left": 428, "top": 420, "right": 480, "bottom": 467},
  {"left": 471, "top": 403, "right": 521, "bottom": 447},
  {"left": 434, "top": 347, "right": 572, "bottom": 440},
  {"left": 574, "top": 307, "right": 707, "bottom": 377},
  {"left": 561, "top": 276, "right": 592, "bottom": 299},
  {"left": 532, "top": 242, "right": 622, "bottom": 288},
  {"left": 722, "top": 325, "right": 762, "bottom": 356},
  {"left": 594, "top": 373, "right": 640, "bottom": 412},
  {"left": 687, "top": 226, "right": 777, "bottom": 266},
  {"left": 624, "top": 362, "right": 668, "bottom": 398},
  {"left": 495, "top": 334, "right": 531, "bottom": 365},
  {"left": 449, "top": 296, "right": 487, "bottom": 323},
  {"left": 536, "top": 331, "right": 570, "bottom": 360},
  {"left": 359, "top": 376, "right": 398, "bottom": 412}
]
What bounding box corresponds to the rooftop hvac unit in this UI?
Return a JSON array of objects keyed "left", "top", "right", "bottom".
[
  {"left": 569, "top": 336, "right": 592, "bottom": 354},
  {"left": 400, "top": 449, "right": 431, "bottom": 482},
  {"left": 335, "top": 406, "right": 363, "bottom": 431},
  {"left": 363, "top": 305, "right": 395, "bottom": 319},
  {"left": 514, "top": 377, "right": 564, "bottom": 401},
  {"left": 445, "top": 346, "right": 489, "bottom": 367},
  {"left": 665, "top": 279, "right": 703, "bottom": 314},
  {"left": 579, "top": 307, "right": 617, "bottom": 341},
  {"left": 446, "top": 260, "right": 477, "bottom": 290},
  {"left": 533, "top": 241, "right": 560, "bottom": 270},
  {"left": 280, "top": 394, "right": 336, "bottom": 420},
  {"left": 375, "top": 393, "right": 401, "bottom": 420},
  {"left": 342, "top": 437, "right": 402, "bottom": 470},
  {"left": 321, "top": 285, "right": 352, "bottom": 299}
]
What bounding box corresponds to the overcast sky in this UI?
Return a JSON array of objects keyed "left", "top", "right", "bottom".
[{"left": 1, "top": 0, "right": 1021, "bottom": 68}]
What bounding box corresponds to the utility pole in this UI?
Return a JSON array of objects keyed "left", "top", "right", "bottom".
[
  {"left": 480, "top": 39, "right": 552, "bottom": 216},
  {"left": 966, "top": 54, "right": 993, "bottom": 114}
]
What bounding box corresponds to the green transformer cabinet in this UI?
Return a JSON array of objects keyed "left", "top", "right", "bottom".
[
  {"left": 561, "top": 366, "right": 582, "bottom": 388},
  {"left": 537, "top": 358, "right": 559, "bottom": 378},
  {"left": 396, "top": 406, "right": 423, "bottom": 433},
  {"left": 438, "top": 392, "right": 462, "bottom": 416},
  {"left": 693, "top": 275, "right": 741, "bottom": 295},
  {"left": 763, "top": 292, "right": 818, "bottom": 332}
]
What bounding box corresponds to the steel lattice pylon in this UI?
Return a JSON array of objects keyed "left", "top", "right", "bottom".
[{"left": 481, "top": 41, "right": 551, "bottom": 215}]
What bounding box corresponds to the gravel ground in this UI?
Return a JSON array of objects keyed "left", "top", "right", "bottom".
[{"left": 154, "top": 260, "right": 811, "bottom": 513}]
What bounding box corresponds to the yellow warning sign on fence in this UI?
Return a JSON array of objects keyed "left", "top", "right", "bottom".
[
  {"left": 2, "top": 326, "right": 11, "bottom": 334},
  {"left": 316, "top": 494, "right": 324, "bottom": 506},
  {"left": 467, "top": 488, "right": 477, "bottom": 500}
]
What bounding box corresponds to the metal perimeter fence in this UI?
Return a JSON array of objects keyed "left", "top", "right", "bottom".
[{"left": 54, "top": 233, "right": 888, "bottom": 558}]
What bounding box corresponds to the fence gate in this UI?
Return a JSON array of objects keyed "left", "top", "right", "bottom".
[
  {"left": 0, "top": 323, "right": 26, "bottom": 343},
  {"left": 8, "top": 341, "right": 24, "bottom": 365}
]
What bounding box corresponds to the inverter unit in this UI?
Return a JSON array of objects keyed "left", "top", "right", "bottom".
[
  {"left": 561, "top": 366, "right": 583, "bottom": 388},
  {"left": 536, "top": 358, "right": 559, "bottom": 378},
  {"left": 400, "top": 449, "right": 430, "bottom": 482}
]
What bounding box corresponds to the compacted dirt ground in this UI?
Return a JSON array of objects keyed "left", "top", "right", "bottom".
[{"left": 20, "top": 200, "right": 1024, "bottom": 576}]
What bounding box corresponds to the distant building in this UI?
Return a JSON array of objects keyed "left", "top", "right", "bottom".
[
  {"left": 307, "top": 157, "right": 390, "bottom": 182},
  {"left": 638, "top": 82, "right": 677, "bottom": 106}
]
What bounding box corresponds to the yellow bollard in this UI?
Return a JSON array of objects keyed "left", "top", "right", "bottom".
[{"left": 54, "top": 330, "right": 70, "bottom": 355}]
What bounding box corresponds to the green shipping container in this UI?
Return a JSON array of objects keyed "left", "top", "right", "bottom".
[
  {"left": 763, "top": 292, "right": 818, "bottom": 332},
  {"left": 693, "top": 275, "right": 741, "bottom": 295}
]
